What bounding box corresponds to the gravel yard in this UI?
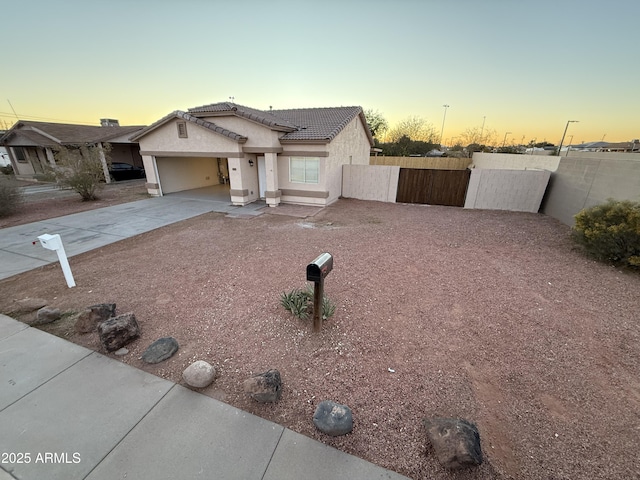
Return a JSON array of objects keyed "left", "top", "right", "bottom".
[{"left": 1, "top": 188, "right": 639, "bottom": 479}]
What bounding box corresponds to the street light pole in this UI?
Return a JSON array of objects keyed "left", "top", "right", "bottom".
[
  {"left": 480, "top": 116, "right": 486, "bottom": 143},
  {"left": 557, "top": 120, "right": 579, "bottom": 156},
  {"left": 439, "top": 104, "right": 449, "bottom": 146},
  {"left": 502, "top": 131, "right": 512, "bottom": 148}
]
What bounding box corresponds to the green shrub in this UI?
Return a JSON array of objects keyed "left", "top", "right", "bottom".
[
  {"left": 0, "top": 183, "right": 23, "bottom": 217},
  {"left": 572, "top": 199, "right": 640, "bottom": 269},
  {"left": 0, "top": 164, "right": 14, "bottom": 175},
  {"left": 280, "top": 284, "right": 337, "bottom": 320}
]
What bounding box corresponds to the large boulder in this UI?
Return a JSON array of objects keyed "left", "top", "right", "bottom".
[
  {"left": 98, "top": 313, "right": 140, "bottom": 352},
  {"left": 141, "top": 337, "right": 179, "bottom": 364},
  {"left": 243, "top": 369, "right": 282, "bottom": 403},
  {"left": 422, "top": 417, "right": 483, "bottom": 470},
  {"left": 313, "top": 400, "right": 353, "bottom": 436},
  {"left": 75, "top": 303, "right": 116, "bottom": 333},
  {"left": 183, "top": 360, "right": 217, "bottom": 388}
]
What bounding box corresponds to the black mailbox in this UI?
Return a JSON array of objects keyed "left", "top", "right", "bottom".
[{"left": 306, "top": 253, "right": 333, "bottom": 282}]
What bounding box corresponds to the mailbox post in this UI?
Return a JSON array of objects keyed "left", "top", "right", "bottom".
[
  {"left": 37, "top": 233, "right": 76, "bottom": 288},
  {"left": 306, "top": 253, "right": 333, "bottom": 332}
]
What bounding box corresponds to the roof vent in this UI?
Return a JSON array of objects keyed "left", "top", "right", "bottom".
[{"left": 100, "top": 118, "right": 119, "bottom": 127}]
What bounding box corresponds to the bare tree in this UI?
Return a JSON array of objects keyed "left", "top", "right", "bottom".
[
  {"left": 47, "top": 144, "right": 112, "bottom": 201},
  {"left": 384, "top": 116, "right": 437, "bottom": 143},
  {"left": 459, "top": 126, "right": 498, "bottom": 147}
]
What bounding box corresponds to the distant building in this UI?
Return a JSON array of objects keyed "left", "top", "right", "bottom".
[{"left": 0, "top": 120, "right": 145, "bottom": 180}]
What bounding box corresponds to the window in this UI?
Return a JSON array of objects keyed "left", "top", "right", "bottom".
[
  {"left": 289, "top": 157, "right": 319, "bottom": 184},
  {"left": 177, "top": 121, "right": 188, "bottom": 138},
  {"left": 13, "top": 147, "right": 27, "bottom": 163}
]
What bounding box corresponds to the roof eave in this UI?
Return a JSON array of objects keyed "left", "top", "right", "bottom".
[
  {"left": 190, "top": 111, "right": 297, "bottom": 133},
  {"left": 279, "top": 139, "right": 331, "bottom": 145}
]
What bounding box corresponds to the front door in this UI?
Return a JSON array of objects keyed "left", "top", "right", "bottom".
[{"left": 257, "top": 156, "right": 266, "bottom": 198}]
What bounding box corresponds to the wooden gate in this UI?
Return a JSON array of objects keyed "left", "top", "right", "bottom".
[{"left": 396, "top": 168, "right": 470, "bottom": 206}]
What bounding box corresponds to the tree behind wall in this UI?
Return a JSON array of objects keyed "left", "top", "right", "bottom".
[{"left": 48, "top": 144, "right": 111, "bottom": 201}]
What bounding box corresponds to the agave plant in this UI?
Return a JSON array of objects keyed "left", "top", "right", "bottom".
[{"left": 280, "top": 284, "right": 336, "bottom": 321}]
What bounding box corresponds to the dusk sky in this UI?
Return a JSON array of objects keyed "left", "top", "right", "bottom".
[{"left": 2, "top": 0, "right": 639, "bottom": 145}]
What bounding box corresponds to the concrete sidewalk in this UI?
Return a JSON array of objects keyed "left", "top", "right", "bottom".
[
  {"left": 0, "top": 315, "right": 409, "bottom": 480},
  {"left": 0, "top": 195, "right": 265, "bottom": 281}
]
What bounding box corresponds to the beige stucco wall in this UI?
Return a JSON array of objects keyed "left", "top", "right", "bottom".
[
  {"left": 155, "top": 157, "right": 219, "bottom": 194},
  {"left": 138, "top": 118, "right": 242, "bottom": 154},
  {"left": 232, "top": 155, "right": 259, "bottom": 204},
  {"left": 202, "top": 116, "right": 281, "bottom": 148},
  {"left": 342, "top": 165, "right": 399, "bottom": 202},
  {"left": 464, "top": 169, "right": 551, "bottom": 212},
  {"left": 277, "top": 145, "right": 331, "bottom": 205},
  {"left": 325, "top": 116, "right": 371, "bottom": 204},
  {"left": 471, "top": 152, "right": 560, "bottom": 171}
]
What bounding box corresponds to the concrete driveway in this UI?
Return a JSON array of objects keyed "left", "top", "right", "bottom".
[{"left": 0, "top": 194, "right": 265, "bottom": 281}]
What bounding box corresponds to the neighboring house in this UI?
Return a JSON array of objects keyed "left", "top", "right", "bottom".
[
  {"left": 597, "top": 140, "right": 639, "bottom": 152},
  {"left": 130, "top": 102, "right": 374, "bottom": 207},
  {"left": 0, "top": 132, "right": 9, "bottom": 166},
  {"left": 0, "top": 120, "right": 145, "bottom": 181}
]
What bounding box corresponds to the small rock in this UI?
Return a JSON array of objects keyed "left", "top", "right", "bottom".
[
  {"left": 31, "top": 307, "right": 61, "bottom": 326},
  {"left": 422, "top": 417, "right": 483, "bottom": 470},
  {"left": 183, "top": 360, "right": 217, "bottom": 388},
  {"left": 75, "top": 303, "right": 116, "bottom": 333},
  {"left": 98, "top": 313, "right": 140, "bottom": 352},
  {"left": 141, "top": 337, "right": 179, "bottom": 364},
  {"left": 313, "top": 400, "right": 353, "bottom": 436},
  {"left": 114, "top": 348, "right": 129, "bottom": 356},
  {"left": 243, "top": 369, "right": 282, "bottom": 403}
]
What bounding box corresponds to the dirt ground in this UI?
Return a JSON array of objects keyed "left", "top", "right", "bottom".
[
  {"left": 1, "top": 179, "right": 639, "bottom": 479},
  {"left": 0, "top": 176, "right": 149, "bottom": 229}
]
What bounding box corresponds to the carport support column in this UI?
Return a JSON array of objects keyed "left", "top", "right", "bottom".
[
  {"left": 97, "top": 142, "right": 111, "bottom": 184},
  {"left": 264, "top": 152, "right": 281, "bottom": 207},
  {"left": 45, "top": 147, "right": 56, "bottom": 166}
]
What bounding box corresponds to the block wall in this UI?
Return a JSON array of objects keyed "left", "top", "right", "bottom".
[{"left": 464, "top": 169, "right": 551, "bottom": 212}]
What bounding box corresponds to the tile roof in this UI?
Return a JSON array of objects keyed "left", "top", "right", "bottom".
[
  {"left": 188, "top": 102, "right": 298, "bottom": 132},
  {"left": 129, "top": 111, "right": 248, "bottom": 143},
  {"left": 187, "top": 102, "right": 373, "bottom": 145},
  {"left": 0, "top": 121, "right": 144, "bottom": 146},
  {"left": 271, "top": 106, "right": 365, "bottom": 142}
]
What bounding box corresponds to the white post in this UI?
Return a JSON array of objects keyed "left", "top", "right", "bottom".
[
  {"left": 97, "top": 142, "right": 111, "bottom": 184},
  {"left": 37, "top": 234, "right": 76, "bottom": 288}
]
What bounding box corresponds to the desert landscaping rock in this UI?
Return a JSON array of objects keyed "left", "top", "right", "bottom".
[
  {"left": 3, "top": 193, "right": 640, "bottom": 480},
  {"left": 243, "top": 369, "right": 282, "bottom": 403},
  {"left": 141, "top": 337, "right": 179, "bottom": 364},
  {"left": 10, "top": 297, "right": 48, "bottom": 315},
  {"left": 97, "top": 312, "right": 140, "bottom": 352},
  {"left": 114, "top": 347, "right": 129, "bottom": 356},
  {"left": 32, "top": 306, "right": 61, "bottom": 325},
  {"left": 423, "top": 417, "right": 483, "bottom": 470},
  {"left": 182, "top": 360, "right": 217, "bottom": 388},
  {"left": 313, "top": 400, "right": 353, "bottom": 436},
  {"left": 75, "top": 303, "right": 116, "bottom": 333}
]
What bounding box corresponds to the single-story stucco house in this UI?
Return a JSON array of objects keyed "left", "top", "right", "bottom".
[
  {"left": 130, "top": 102, "right": 374, "bottom": 207},
  {"left": 0, "top": 119, "right": 145, "bottom": 181}
]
